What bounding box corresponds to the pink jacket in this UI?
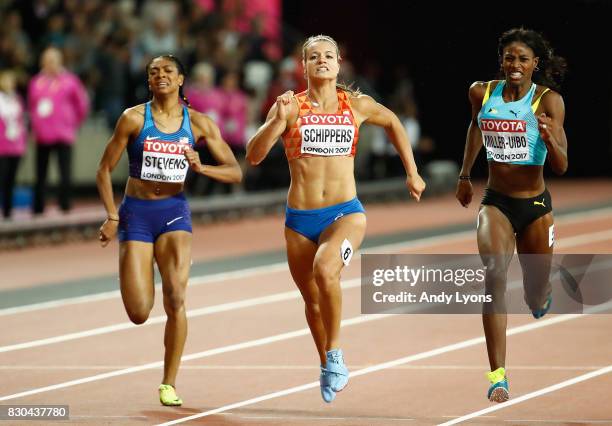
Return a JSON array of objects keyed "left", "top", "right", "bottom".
[
  {"left": 28, "top": 71, "right": 89, "bottom": 145},
  {"left": 0, "top": 92, "right": 27, "bottom": 156},
  {"left": 185, "top": 86, "right": 225, "bottom": 128},
  {"left": 220, "top": 89, "right": 248, "bottom": 148}
]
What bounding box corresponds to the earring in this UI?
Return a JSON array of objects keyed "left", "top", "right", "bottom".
[{"left": 535, "top": 66, "right": 540, "bottom": 71}]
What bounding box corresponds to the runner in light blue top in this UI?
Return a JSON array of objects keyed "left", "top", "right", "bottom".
[
  {"left": 479, "top": 80, "right": 549, "bottom": 165},
  {"left": 456, "top": 28, "right": 569, "bottom": 404}
]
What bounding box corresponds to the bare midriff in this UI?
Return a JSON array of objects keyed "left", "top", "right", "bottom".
[
  {"left": 488, "top": 162, "right": 545, "bottom": 197},
  {"left": 287, "top": 156, "right": 356, "bottom": 209},
  {"left": 124, "top": 177, "right": 184, "bottom": 199}
]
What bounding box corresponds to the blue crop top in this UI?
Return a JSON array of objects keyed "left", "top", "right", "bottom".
[{"left": 128, "top": 102, "right": 195, "bottom": 182}]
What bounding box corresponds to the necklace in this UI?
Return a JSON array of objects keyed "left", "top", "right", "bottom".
[{"left": 307, "top": 91, "right": 320, "bottom": 107}]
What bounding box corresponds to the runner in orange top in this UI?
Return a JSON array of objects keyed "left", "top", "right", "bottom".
[{"left": 246, "top": 34, "right": 426, "bottom": 403}]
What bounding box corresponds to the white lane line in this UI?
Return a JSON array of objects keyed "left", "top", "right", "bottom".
[
  {"left": 2, "top": 365, "right": 604, "bottom": 371},
  {"left": 438, "top": 365, "right": 612, "bottom": 426},
  {"left": 4, "top": 226, "right": 611, "bottom": 354},
  {"left": 556, "top": 228, "right": 612, "bottom": 248},
  {"left": 3, "top": 204, "right": 610, "bottom": 317},
  {"left": 503, "top": 420, "right": 612, "bottom": 424},
  {"left": 0, "top": 263, "right": 288, "bottom": 317},
  {"left": 155, "top": 303, "right": 612, "bottom": 426},
  {"left": 0, "top": 314, "right": 387, "bottom": 402},
  {"left": 0, "top": 278, "right": 359, "bottom": 353}
]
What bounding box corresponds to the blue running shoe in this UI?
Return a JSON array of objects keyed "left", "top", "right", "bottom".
[
  {"left": 320, "top": 365, "right": 336, "bottom": 403},
  {"left": 486, "top": 367, "right": 509, "bottom": 403},
  {"left": 532, "top": 294, "right": 552, "bottom": 319},
  {"left": 325, "top": 349, "right": 349, "bottom": 392}
]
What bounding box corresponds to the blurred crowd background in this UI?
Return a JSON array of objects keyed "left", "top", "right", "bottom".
[{"left": 0, "top": 0, "right": 610, "bottom": 221}]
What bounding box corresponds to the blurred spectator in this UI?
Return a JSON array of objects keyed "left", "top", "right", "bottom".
[
  {"left": 185, "top": 62, "right": 224, "bottom": 123},
  {"left": 28, "top": 46, "right": 89, "bottom": 214},
  {"left": 216, "top": 70, "right": 248, "bottom": 193},
  {"left": 220, "top": 70, "right": 248, "bottom": 156},
  {"left": 184, "top": 62, "right": 225, "bottom": 195},
  {"left": 0, "top": 70, "right": 27, "bottom": 220},
  {"left": 94, "top": 33, "right": 131, "bottom": 128}
]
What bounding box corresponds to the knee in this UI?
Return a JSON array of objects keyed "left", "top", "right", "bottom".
[
  {"left": 304, "top": 299, "right": 322, "bottom": 318},
  {"left": 483, "top": 258, "right": 509, "bottom": 284},
  {"left": 313, "top": 260, "right": 340, "bottom": 294},
  {"left": 126, "top": 305, "right": 151, "bottom": 325},
  {"left": 163, "top": 285, "right": 186, "bottom": 315}
]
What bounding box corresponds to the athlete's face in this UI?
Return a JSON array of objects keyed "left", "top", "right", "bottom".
[
  {"left": 147, "top": 58, "right": 184, "bottom": 96},
  {"left": 500, "top": 42, "right": 539, "bottom": 87},
  {"left": 303, "top": 41, "right": 340, "bottom": 81}
]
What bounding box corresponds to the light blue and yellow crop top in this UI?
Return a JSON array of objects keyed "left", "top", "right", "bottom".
[{"left": 478, "top": 80, "right": 549, "bottom": 165}]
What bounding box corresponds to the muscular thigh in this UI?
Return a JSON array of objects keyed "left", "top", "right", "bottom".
[
  {"left": 316, "top": 213, "right": 366, "bottom": 273},
  {"left": 516, "top": 212, "right": 554, "bottom": 255},
  {"left": 517, "top": 213, "right": 554, "bottom": 288},
  {"left": 477, "top": 206, "right": 515, "bottom": 256},
  {"left": 285, "top": 227, "right": 318, "bottom": 301},
  {"left": 154, "top": 231, "right": 192, "bottom": 291},
  {"left": 119, "top": 241, "right": 155, "bottom": 306}
]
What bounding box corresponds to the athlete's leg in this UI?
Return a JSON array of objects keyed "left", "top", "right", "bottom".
[
  {"left": 517, "top": 212, "right": 554, "bottom": 313},
  {"left": 285, "top": 228, "right": 326, "bottom": 365},
  {"left": 119, "top": 241, "right": 155, "bottom": 324},
  {"left": 314, "top": 213, "right": 366, "bottom": 352},
  {"left": 477, "top": 206, "right": 515, "bottom": 371},
  {"left": 154, "top": 231, "right": 191, "bottom": 388}
]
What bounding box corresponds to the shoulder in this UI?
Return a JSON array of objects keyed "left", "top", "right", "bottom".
[
  {"left": 536, "top": 86, "right": 563, "bottom": 104},
  {"left": 537, "top": 86, "right": 564, "bottom": 115},
  {"left": 469, "top": 80, "right": 502, "bottom": 105},
  {"left": 188, "top": 108, "right": 220, "bottom": 135},
  {"left": 118, "top": 104, "right": 146, "bottom": 131},
  {"left": 348, "top": 93, "right": 377, "bottom": 112}
]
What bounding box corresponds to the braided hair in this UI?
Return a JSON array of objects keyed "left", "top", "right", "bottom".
[
  {"left": 498, "top": 28, "right": 567, "bottom": 92},
  {"left": 146, "top": 54, "right": 191, "bottom": 106}
]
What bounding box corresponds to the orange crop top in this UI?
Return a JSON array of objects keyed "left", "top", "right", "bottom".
[{"left": 282, "top": 88, "right": 359, "bottom": 160}]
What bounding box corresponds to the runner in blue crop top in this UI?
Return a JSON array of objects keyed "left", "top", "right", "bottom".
[
  {"left": 455, "top": 28, "right": 568, "bottom": 404},
  {"left": 96, "top": 55, "right": 242, "bottom": 407}
]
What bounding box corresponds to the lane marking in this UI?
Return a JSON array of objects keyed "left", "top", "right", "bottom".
[
  {"left": 2, "top": 233, "right": 612, "bottom": 353},
  {"left": 0, "top": 278, "right": 359, "bottom": 353},
  {"left": 1, "top": 364, "right": 605, "bottom": 371},
  {"left": 0, "top": 314, "right": 386, "bottom": 402},
  {"left": 438, "top": 365, "right": 612, "bottom": 426},
  {"left": 155, "top": 304, "right": 612, "bottom": 425},
  {"left": 3, "top": 205, "right": 610, "bottom": 317}
]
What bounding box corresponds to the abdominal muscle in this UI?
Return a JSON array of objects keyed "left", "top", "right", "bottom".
[
  {"left": 124, "top": 177, "right": 184, "bottom": 199},
  {"left": 287, "top": 156, "right": 357, "bottom": 209}
]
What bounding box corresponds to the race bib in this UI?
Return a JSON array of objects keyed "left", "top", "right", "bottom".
[
  {"left": 141, "top": 137, "right": 190, "bottom": 182},
  {"left": 300, "top": 113, "right": 355, "bottom": 156},
  {"left": 481, "top": 119, "right": 530, "bottom": 162},
  {"left": 36, "top": 98, "right": 54, "bottom": 118}
]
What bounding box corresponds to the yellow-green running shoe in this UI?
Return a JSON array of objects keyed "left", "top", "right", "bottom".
[
  {"left": 486, "top": 367, "right": 509, "bottom": 403},
  {"left": 159, "top": 384, "right": 183, "bottom": 406}
]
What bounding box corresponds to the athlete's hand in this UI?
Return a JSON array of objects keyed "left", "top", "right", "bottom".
[
  {"left": 184, "top": 146, "right": 203, "bottom": 173},
  {"left": 99, "top": 219, "right": 118, "bottom": 247},
  {"left": 274, "top": 91, "right": 294, "bottom": 121},
  {"left": 406, "top": 173, "right": 426, "bottom": 202},
  {"left": 456, "top": 179, "right": 473, "bottom": 208},
  {"left": 537, "top": 113, "right": 554, "bottom": 142}
]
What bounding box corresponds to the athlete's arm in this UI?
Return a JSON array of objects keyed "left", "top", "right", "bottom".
[
  {"left": 188, "top": 112, "right": 242, "bottom": 183},
  {"left": 246, "top": 91, "right": 296, "bottom": 166},
  {"left": 96, "top": 107, "right": 141, "bottom": 246},
  {"left": 351, "top": 94, "right": 425, "bottom": 201},
  {"left": 537, "top": 91, "right": 568, "bottom": 175},
  {"left": 456, "top": 81, "right": 486, "bottom": 207}
]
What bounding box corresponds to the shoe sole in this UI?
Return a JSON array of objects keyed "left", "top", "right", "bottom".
[{"left": 489, "top": 387, "right": 509, "bottom": 403}]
